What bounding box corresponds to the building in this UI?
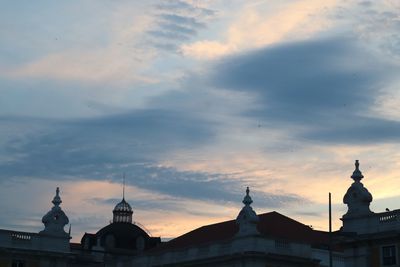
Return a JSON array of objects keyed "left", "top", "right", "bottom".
[
  {"left": 131, "top": 187, "right": 345, "bottom": 267},
  {"left": 338, "top": 160, "right": 400, "bottom": 267},
  {"left": 70, "top": 196, "right": 161, "bottom": 266},
  {"left": 1, "top": 160, "right": 399, "bottom": 266},
  {"left": 0, "top": 187, "right": 161, "bottom": 267},
  {"left": 0, "top": 188, "right": 71, "bottom": 267}
]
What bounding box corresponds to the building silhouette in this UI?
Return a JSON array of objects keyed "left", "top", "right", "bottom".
[
  {"left": 0, "top": 160, "right": 399, "bottom": 266},
  {"left": 0, "top": 187, "right": 70, "bottom": 267}
]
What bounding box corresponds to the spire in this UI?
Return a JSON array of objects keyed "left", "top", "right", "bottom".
[
  {"left": 52, "top": 187, "right": 62, "bottom": 207},
  {"left": 123, "top": 173, "right": 125, "bottom": 200},
  {"left": 351, "top": 160, "right": 364, "bottom": 182}
]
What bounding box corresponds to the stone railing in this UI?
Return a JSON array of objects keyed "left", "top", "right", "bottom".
[
  {"left": 0, "top": 229, "right": 70, "bottom": 253},
  {"left": 0, "top": 229, "right": 37, "bottom": 245},
  {"left": 378, "top": 210, "right": 399, "bottom": 223},
  {"left": 376, "top": 209, "right": 400, "bottom": 233},
  {"left": 343, "top": 209, "right": 400, "bottom": 234},
  {"left": 10, "top": 231, "right": 33, "bottom": 241}
]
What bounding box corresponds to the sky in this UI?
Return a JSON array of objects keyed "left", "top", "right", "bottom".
[{"left": 1, "top": 0, "right": 400, "bottom": 242}]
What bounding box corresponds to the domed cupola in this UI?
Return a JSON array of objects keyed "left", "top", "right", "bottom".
[{"left": 113, "top": 198, "right": 133, "bottom": 223}]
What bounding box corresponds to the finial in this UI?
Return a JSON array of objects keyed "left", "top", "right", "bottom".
[
  {"left": 41, "top": 187, "right": 69, "bottom": 237},
  {"left": 236, "top": 186, "right": 259, "bottom": 236},
  {"left": 52, "top": 187, "right": 62, "bottom": 206},
  {"left": 242, "top": 187, "right": 253, "bottom": 206},
  {"left": 351, "top": 160, "right": 364, "bottom": 182}
]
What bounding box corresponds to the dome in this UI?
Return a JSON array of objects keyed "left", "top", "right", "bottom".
[
  {"left": 97, "top": 223, "right": 148, "bottom": 251},
  {"left": 81, "top": 222, "right": 161, "bottom": 253},
  {"left": 113, "top": 198, "right": 133, "bottom": 223},
  {"left": 114, "top": 199, "right": 132, "bottom": 212}
]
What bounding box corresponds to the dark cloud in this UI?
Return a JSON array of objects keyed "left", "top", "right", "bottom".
[
  {"left": 0, "top": 109, "right": 306, "bottom": 208},
  {"left": 304, "top": 117, "right": 400, "bottom": 143},
  {"left": 0, "top": 109, "right": 214, "bottom": 178},
  {"left": 206, "top": 37, "right": 399, "bottom": 144}
]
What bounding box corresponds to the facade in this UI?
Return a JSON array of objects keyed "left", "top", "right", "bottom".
[{"left": 339, "top": 160, "right": 400, "bottom": 267}]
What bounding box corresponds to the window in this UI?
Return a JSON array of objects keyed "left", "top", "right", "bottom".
[
  {"left": 11, "top": 260, "right": 25, "bottom": 267},
  {"left": 382, "top": 245, "right": 397, "bottom": 266}
]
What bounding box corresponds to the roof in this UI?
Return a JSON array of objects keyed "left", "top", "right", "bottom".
[
  {"left": 81, "top": 222, "right": 161, "bottom": 251},
  {"left": 153, "top": 211, "right": 330, "bottom": 252},
  {"left": 96, "top": 222, "right": 149, "bottom": 240}
]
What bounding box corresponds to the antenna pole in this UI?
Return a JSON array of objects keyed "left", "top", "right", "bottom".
[{"left": 329, "top": 192, "right": 333, "bottom": 267}]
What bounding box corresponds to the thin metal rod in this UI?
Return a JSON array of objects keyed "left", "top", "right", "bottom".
[
  {"left": 123, "top": 173, "right": 125, "bottom": 200},
  {"left": 329, "top": 192, "right": 333, "bottom": 267}
]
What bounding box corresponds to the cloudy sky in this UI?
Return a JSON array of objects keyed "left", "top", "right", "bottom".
[{"left": 1, "top": 0, "right": 400, "bottom": 241}]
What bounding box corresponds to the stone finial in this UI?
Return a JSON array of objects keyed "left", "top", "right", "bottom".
[
  {"left": 351, "top": 160, "right": 364, "bottom": 182},
  {"left": 343, "top": 160, "right": 373, "bottom": 219},
  {"left": 40, "top": 187, "right": 69, "bottom": 237},
  {"left": 243, "top": 187, "right": 253, "bottom": 206},
  {"left": 52, "top": 187, "right": 62, "bottom": 206},
  {"left": 236, "top": 187, "right": 259, "bottom": 237}
]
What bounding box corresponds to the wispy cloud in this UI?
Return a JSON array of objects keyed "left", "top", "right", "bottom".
[
  {"left": 1, "top": 2, "right": 156, "bottom": 84},
  {"left": 181, "top": 0, "right": 338, "bottom": 59},
  {"left": 146, "top": 0, "right": 216, "bottom": 52},
  {"left": 332, "top": 0, "right": 400, "bottom": 60}
]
